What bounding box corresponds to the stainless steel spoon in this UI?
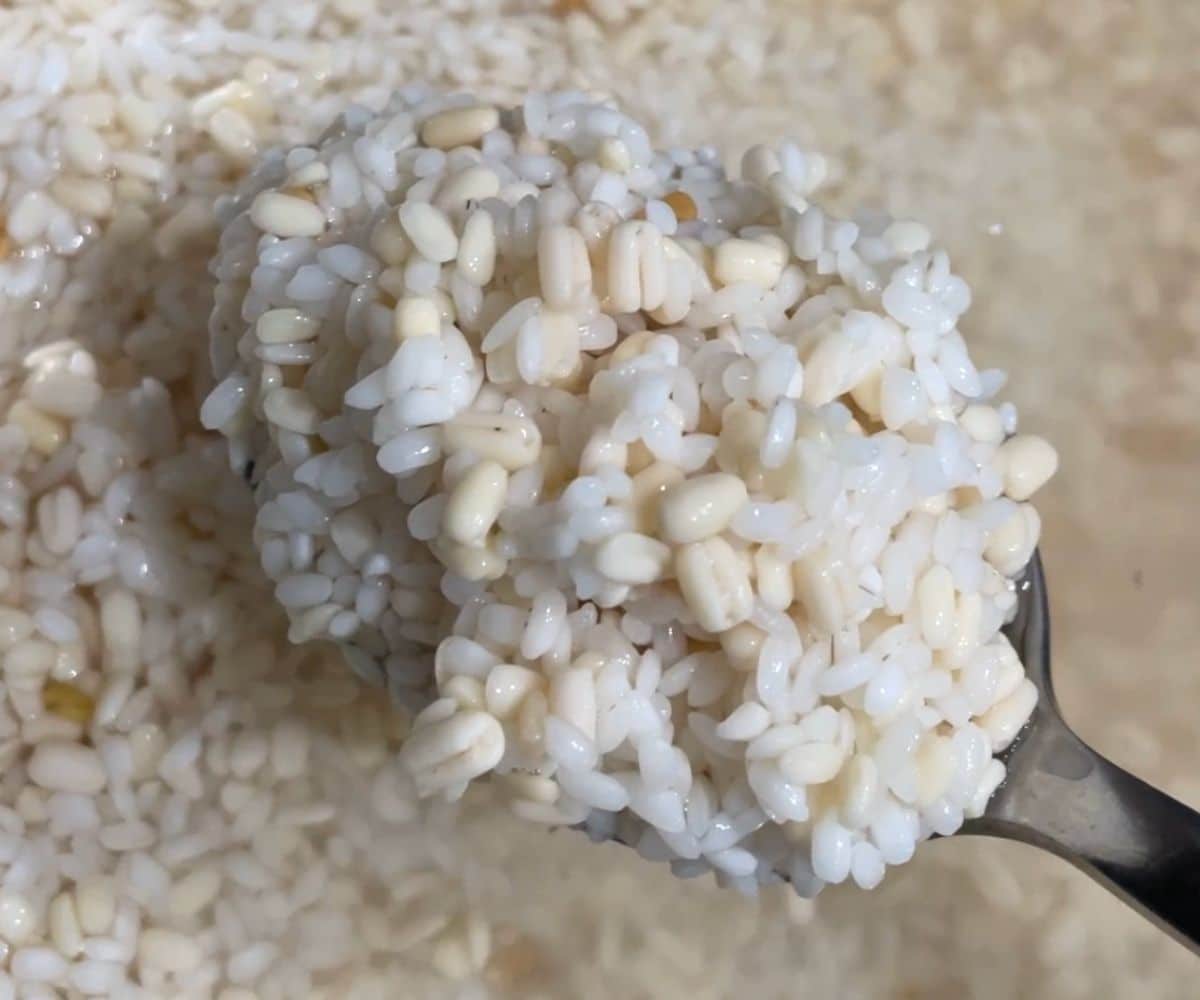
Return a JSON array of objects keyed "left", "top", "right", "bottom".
[
  {"left": 964, "top": 550, "right": 1200, "bottom": 955},
  {"left": 586, "top": 552, "right": 1200, "bottom": 954}
]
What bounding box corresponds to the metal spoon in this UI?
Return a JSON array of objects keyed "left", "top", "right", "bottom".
[
  {"left": 585, "top": 552, "right": 1200, "bottom": 953},
  {"left": 963, "top": 550, "right": 1200, "bottom": 955}
]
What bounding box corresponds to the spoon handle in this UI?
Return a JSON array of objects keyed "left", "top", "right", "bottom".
[{"left": 968, "top": 712, "right": 1200, "bottom": 956}]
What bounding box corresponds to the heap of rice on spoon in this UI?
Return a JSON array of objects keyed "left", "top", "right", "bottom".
[{"left": 204, "top": 87, "right": 1058, "bottom": 894}]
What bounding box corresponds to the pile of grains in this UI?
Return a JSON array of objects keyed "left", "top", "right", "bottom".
[
  {"left": 2, "top": 0, "right": 1197, "bottom": 998},
  {"left": 206, "top": 88, "right": 1057, "bottom": 894}
]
